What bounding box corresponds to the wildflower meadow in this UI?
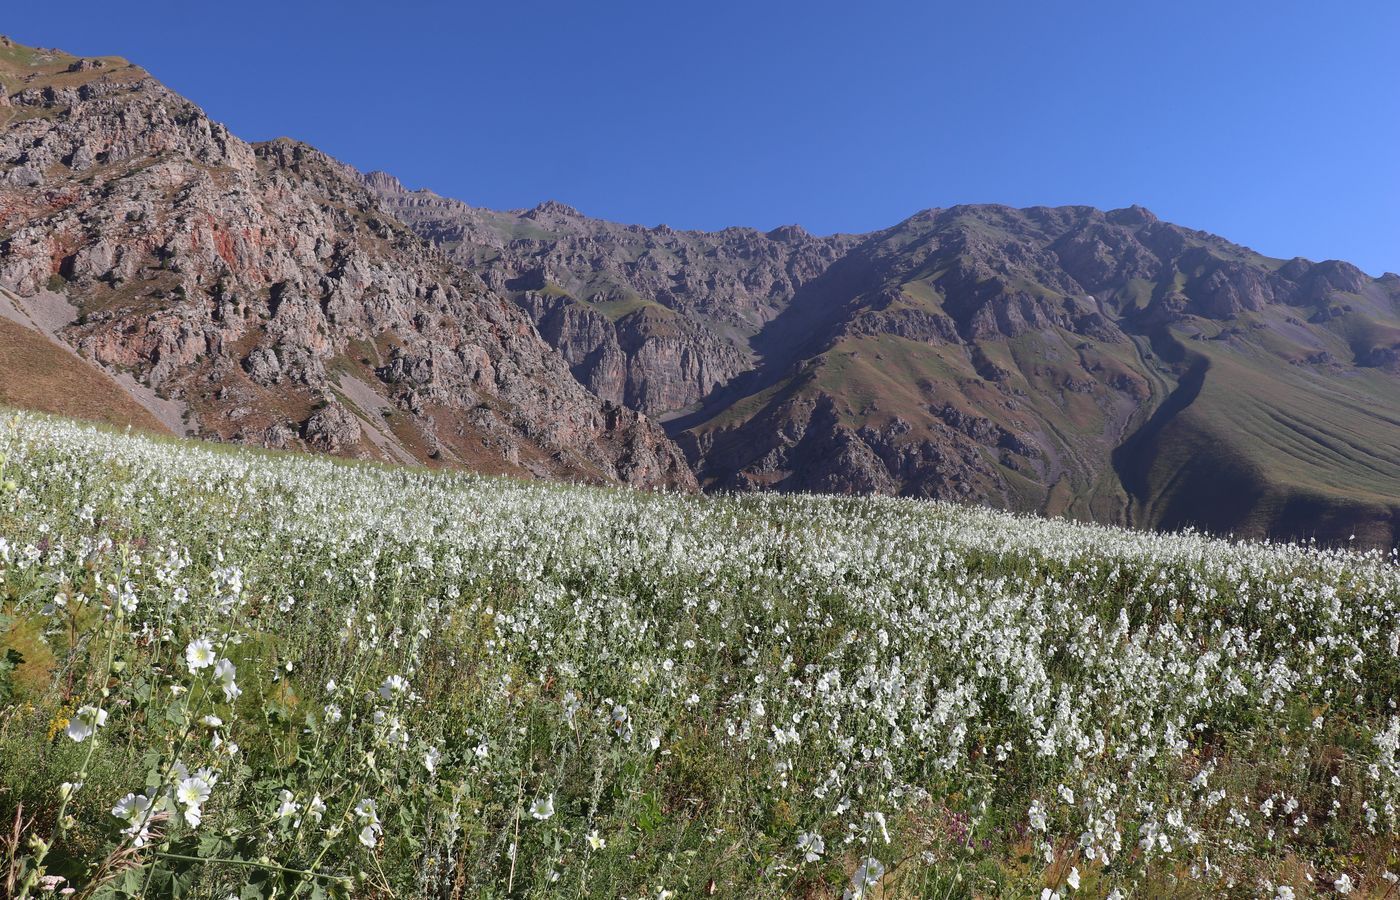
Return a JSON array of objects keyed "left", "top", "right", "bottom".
[{"left": 0, "top": 412, "right": 1397, "bottom": 897}]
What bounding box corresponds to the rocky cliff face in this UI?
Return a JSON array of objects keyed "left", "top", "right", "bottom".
[
  {"left": 368, "top": 173, "right": 857, "bottom": 417},
  {"left": 0, "top": 37, "right": 695, "bottom": 490}
]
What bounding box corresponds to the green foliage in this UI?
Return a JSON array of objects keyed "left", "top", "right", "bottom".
[
  {"left": 0, "top": 644, "right": 22, "bottom": 704},
  {"left": 0, "top": 411, "right": 1397, "bottom": 897}
]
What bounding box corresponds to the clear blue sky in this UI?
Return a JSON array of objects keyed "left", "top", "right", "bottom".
[{"left": 8, "top": 1, "right": 1399, "bottom": 274}]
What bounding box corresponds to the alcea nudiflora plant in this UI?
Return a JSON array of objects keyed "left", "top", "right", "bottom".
[{"left": 0, "top": 411, "right": 1398, "bottom": 898}]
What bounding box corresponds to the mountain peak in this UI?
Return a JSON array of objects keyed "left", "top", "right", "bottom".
[
  {"left": 1105, "top": 205, "right": 1158, "bottom": 225},
  {"left": 765, "top": 223, "right": 810, "bottom": 242},
  {"left": 524, "top": 199, "right": 583, "bottom": 220}
]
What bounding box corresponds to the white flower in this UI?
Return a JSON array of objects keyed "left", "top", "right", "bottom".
[
  {"left": 184, "top": 638, "right": 216, "bottom": 671},
  {"left": 275, "top": 789, "right": 300, "bottom": 820},
  {"left": 176, "top": 776, "right": 212, "bottom": 827},
  {"left": 214, "top": 658, "right": 240, "bottom": 702},
  {"left": 424, "top": 745, "right": 441, "bottom": 774},
  {"left": 307, "top": 794, "right": 326, "bottom": 823},
  {"left": 1067, "top": 866, "right": 1080, "bottom": 890},
  {"left": 200, "top": 714, "right": 223, "bottom": 727},
  {"left": 1335, "top": 874, "right": 1354, "bottom": 894},
  {"left": 797, "top": 830, "right": 825, "bottom": 862},
  {"left": 354, "top": 797, "right": 382, "bottom": 847},
  {"left": 530, "top": 794, "right": 555, "bottom": 820},
  {"left": 843, "top": 857, "right": 885, "bottom": 899},
  {"left": 586, "top": 830, "right": 606, "bottom": 850},
  {"left": 1028, "top": 799, "right": 1048, "bottom": 832},
  {"left": 65, "top": 705, "right": 107, "bottom": 743},
  {"left": 378, "top": 675, "right": 409, "bottom": 701},
  {"left": 870, "top": 810, "right": 890, "bottom": 844},
  {"left": 111, "top": 792, "right": 156, "bottom": 846}
]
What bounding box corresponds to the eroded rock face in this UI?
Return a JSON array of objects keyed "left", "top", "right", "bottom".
[
  {"left": 0, "top": 42, "right": 695, "bottom": 490},
  {"left": 368, "top": 172, "right": 857, "bottom": 417},
  {"left": 303, "top": 402, "right": 361, "bottom": 452}
]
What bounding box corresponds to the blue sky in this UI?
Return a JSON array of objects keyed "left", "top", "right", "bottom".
[{"left": 8, "top": 1, "right": 1399, "bottom": 274}]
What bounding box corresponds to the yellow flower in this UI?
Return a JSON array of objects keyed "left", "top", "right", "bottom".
[{"left": 47, "top": 706, "right": 73, "bottom": 742}]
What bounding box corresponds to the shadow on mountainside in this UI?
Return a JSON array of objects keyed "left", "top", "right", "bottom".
[{"left": 663, "top": 244, "right": 879, "bottom": 435}]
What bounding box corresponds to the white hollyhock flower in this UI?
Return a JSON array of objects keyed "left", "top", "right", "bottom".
[
  {"left": 214, "top": 658, "right": 240, "bottom": 701},
  {"left": 796, "top": 830, "right": 825, "bottom": 862},
  {"left": 111, "top": 792, "right": 156, "bottom": 846},
  {"left": 530, "top": 794, "right": 555, "bottom": 820},
  {"left": 176, "top": 776, "right": 212, "bottom": 827},
  {"left": 378, "top": 675, "right": 409, "bottom": 701},
  {"left": 354, "top": 797, "right": 382, "bottom": 847},
  {"left": 65, "top": 705, "right": 107, "bottom": 742},
  {"left": 113, "top": 792, "right": 151, "bottom": 822},
  {"left": 184, "top": 638, "right": 216, "bottom": 671},
  {"left": 1028, "top": 799, "right": 1048, "bottom": 832},
  {"left": 843, "top": 857, "right": 885, "bottom": 899},
  {"left": 275, "top": 789, "right": 300, "bottom": 820}
]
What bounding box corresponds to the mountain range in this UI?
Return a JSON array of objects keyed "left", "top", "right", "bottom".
[{"left": 3, "top": 36, "right": 1398, "bottom": 545}]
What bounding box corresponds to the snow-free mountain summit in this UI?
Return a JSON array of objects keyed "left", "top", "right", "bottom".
[{"left": 3, "top": 36, "right": 1398, "bottom": 545}]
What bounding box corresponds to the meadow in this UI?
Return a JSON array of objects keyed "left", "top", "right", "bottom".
[{"left": 0, "top": 412, "right": 1397, "bottom": 898}]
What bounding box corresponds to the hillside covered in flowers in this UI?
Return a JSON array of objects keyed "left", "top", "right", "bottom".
[{"left": 1, "top": 412, "right": 1398, "bottom": 898}]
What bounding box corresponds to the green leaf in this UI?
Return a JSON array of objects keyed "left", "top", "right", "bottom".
[
  {"left": 197, "top": 831, "right": 233, "bottom": 857},
  {"left": 636, "top": 791, "right": 664, "bottom": 835}
]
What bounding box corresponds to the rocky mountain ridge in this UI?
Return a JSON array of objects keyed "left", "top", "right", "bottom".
[
  {"left": 368, "top": 171, "right": 859, "bottom": 417},
  {"left": 370, "top": 177, "right": 1400, "bottom": 546},
  {"left": 3, "top": 34, "right": 1396, "bottom": 545},
  {"left": 0, "top": 36, "right": 695, "bottom": 490}
]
